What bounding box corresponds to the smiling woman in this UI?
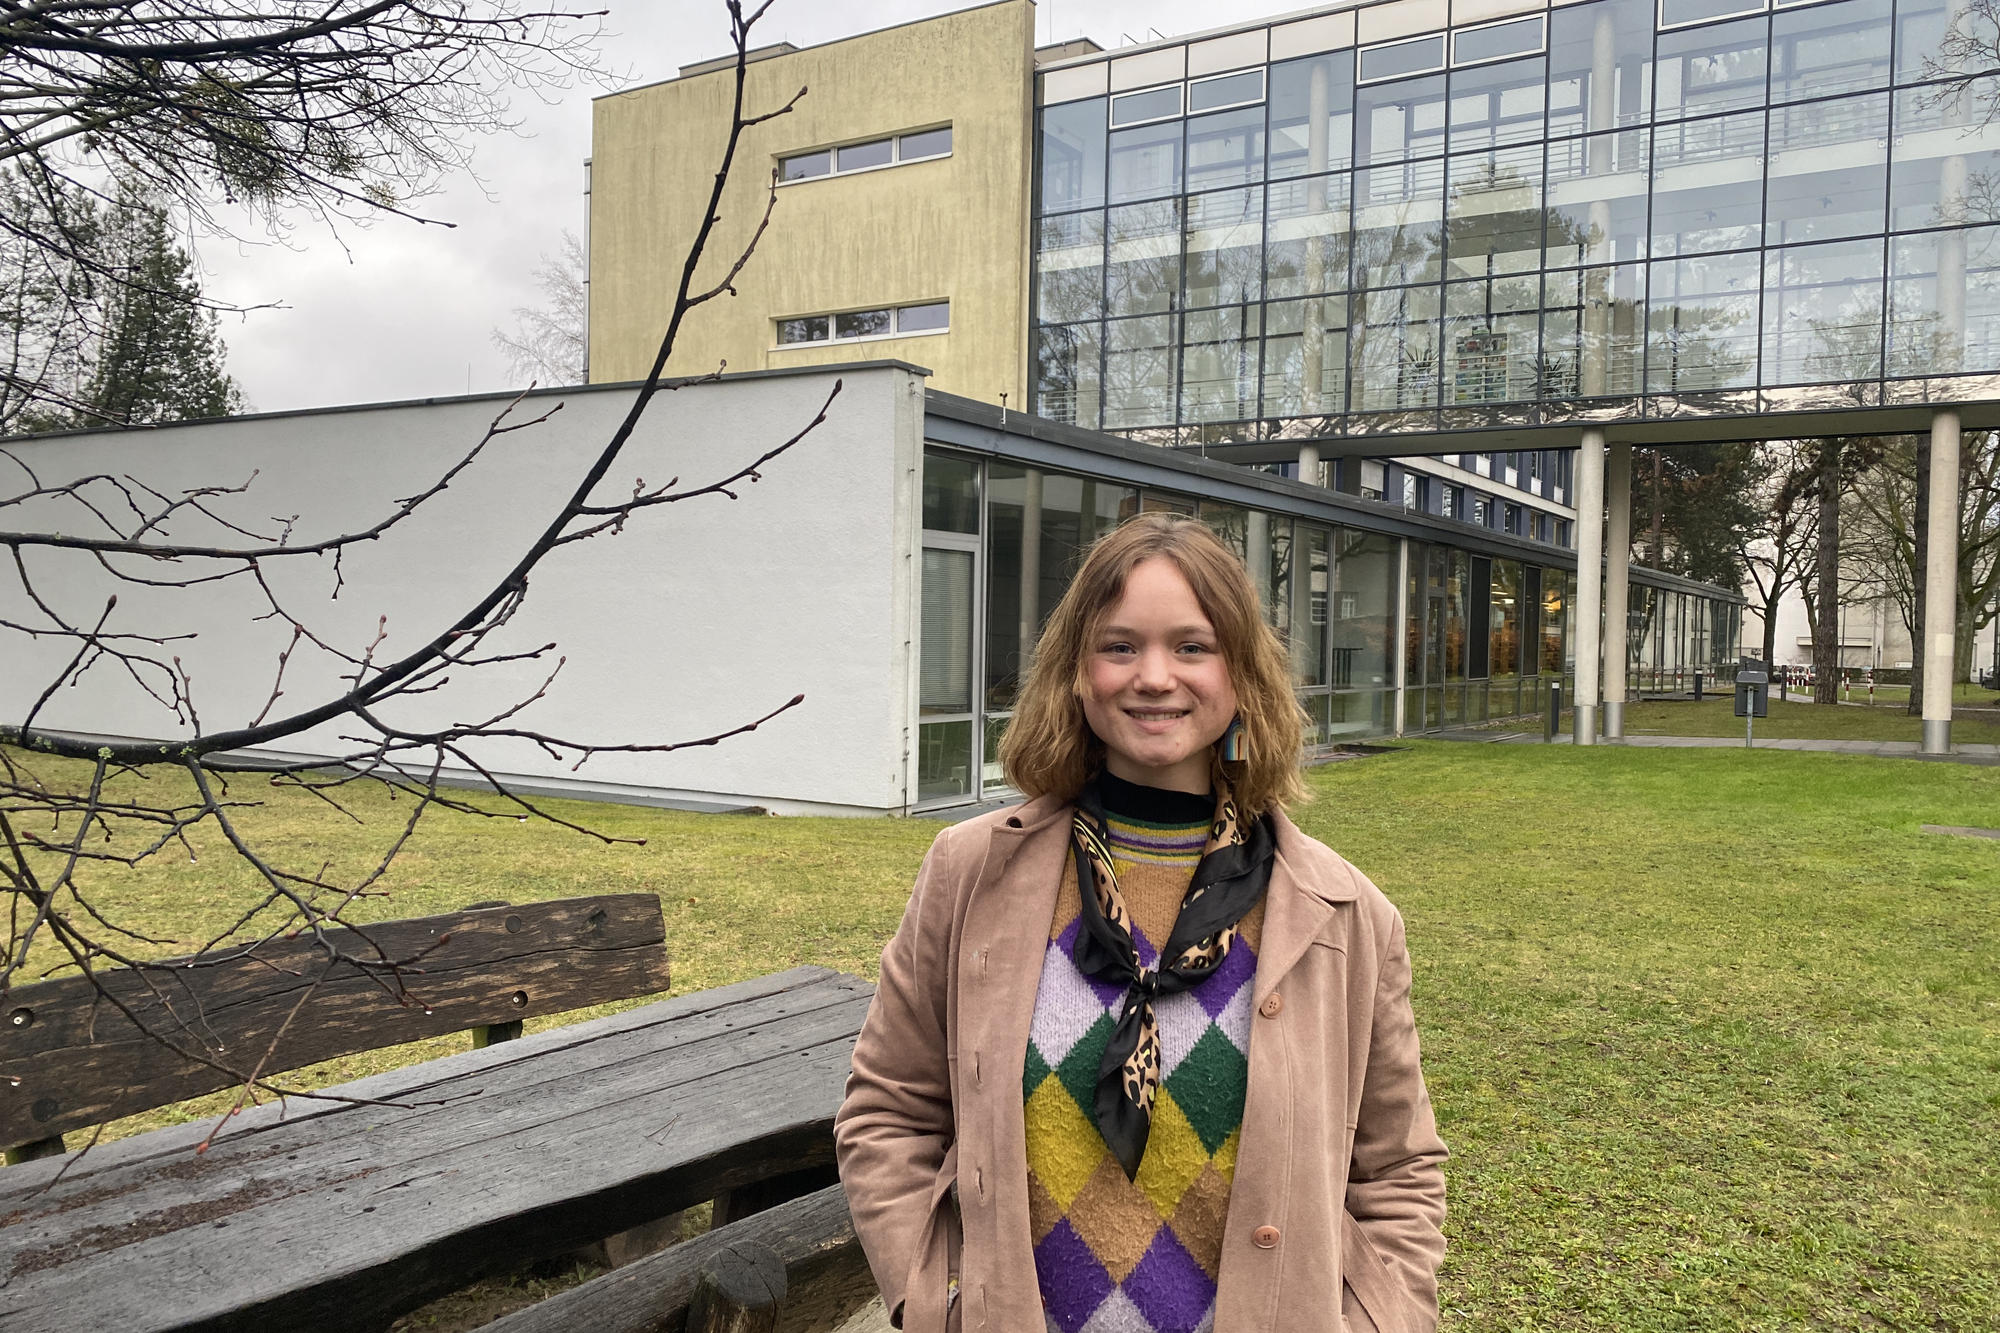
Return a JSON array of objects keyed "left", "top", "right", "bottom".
[{"left": 836, "top": 512, "right": 1448, "bottom": 1333}]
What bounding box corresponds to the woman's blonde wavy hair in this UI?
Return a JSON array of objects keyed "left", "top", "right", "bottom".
[{"left": 999, "top": 511, "right": 1307, "bottom": 818}]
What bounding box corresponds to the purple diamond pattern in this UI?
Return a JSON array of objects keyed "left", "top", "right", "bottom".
[
  {"left": 1124, "top": 1232, "right": 1218, "bottom": 1333},
  {"left": 1035, "top": 1221, "right": 1115, "bottom": 1333}
]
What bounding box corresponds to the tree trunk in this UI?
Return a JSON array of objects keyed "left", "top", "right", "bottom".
[
  {"left": 1813, "top": 441, "right": 1842, "bottom": 705},
  {"left": 1649, "top": 449, "right": 1665, "bottom": 569},
  {"left": 1760, "top": 588, "right": 1780, "bottom": 668},
  {"left": 1910, "top": 431, "right": 1929, "bottom": 715}
]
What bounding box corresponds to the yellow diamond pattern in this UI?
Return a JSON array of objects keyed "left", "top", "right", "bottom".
[
  {"left": 1133, "top": 1087, "right": 1209, "bottom": 1219},
  {"left": 1025, "top": 1072, "right": 1109, "bottom": 1209}
]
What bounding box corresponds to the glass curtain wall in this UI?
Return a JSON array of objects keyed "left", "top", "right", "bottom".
[
  {"left": 921, "top": 451, "right": 1740, "bottom": 804},
  {"left": 1031, "top": 0, "right": 2000, "bottom": 445}
]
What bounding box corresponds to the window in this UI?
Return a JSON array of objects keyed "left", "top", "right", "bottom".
[
  {"left": 1189, "top": 69, "right": 1266, "bottom": 113},
  {"left": 777, "top": 301, "right": 950, "bottom": 346},
  {"left": 1453, "top": 16, "right": 1545, "bottom": 67},
  {"left": 1360, "top": 35, "right": 1447, "bottom": 84},
  {"left": 1111, "top": 84, "right": 1183, "bottom": 127},
  {"left": 1659, "top": 0, "right": 1767, "bottom": 28},
  {"left": 779, "top": 125, "right": 952, "bottom": 182},
  {"left": 1473, "top": 495, "right": 1492, "bottom": 526},
  {"left": 1443, "top": 483, "right": 1463, "bottom": 518}
]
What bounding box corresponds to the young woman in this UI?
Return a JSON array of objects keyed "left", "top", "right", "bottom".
[{"left": 835, "top": 513, "right": 1446, "bottom": 1333}]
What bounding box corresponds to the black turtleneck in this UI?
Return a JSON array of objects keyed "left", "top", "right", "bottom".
[{"left": 1097, "top": 769, "right": 1214, "bottom": 825}]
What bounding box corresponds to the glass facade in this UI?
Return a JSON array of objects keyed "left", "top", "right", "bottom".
[
  {"left": 1032, "top": 0, "right": 2000, "bottom": 444},
  {"left": 918, "top": 445, "right": 1740, "bottom": 804}
]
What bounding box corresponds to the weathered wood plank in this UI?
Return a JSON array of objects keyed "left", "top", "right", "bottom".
[
  {"left": 484, "top": 1184, "right": 876, "bottom": 1333},
  {"left": 0, "top": 976, "right": 875, "bottom": 1333},
  {"left": 687, "top": 1239, "right": 788, "bottom": 1333},
  {"left": 1, "top": 894, "right": 672, "bottom": 1150},
  {"left": 0, "top": 966, "right": 855, "bottom": 1200}
]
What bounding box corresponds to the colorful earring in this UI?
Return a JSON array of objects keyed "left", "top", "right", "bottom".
[{"left": 1220, "top": 716, "right": 1246, "bottom": 763}]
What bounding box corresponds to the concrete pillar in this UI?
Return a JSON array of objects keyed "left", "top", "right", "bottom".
[
  {"left": 1017, "top": 469, "right": 1043, "bottom": 668},
  {"left": 1573, "top": 429, "right": 1607, "bottom": 745},
  {"left": 1393, "top": 538, "right": 1411, "bottom": 738},
  {"left": 1298, "top": 442, "right": 1321, "bottom": 487},
  {"left": 1247, "top": 510, "right": 1272, "bottom": 610},
  {"left": 1603, "top": 443, "right": 1633, "bottom": 739},
  {"left": 1922, "top": 409, "right": 1962, "bottom": 754}
]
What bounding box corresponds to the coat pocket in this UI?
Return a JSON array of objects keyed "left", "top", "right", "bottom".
[
  {"left": 1341, "top": 1211, "right": 1417, "bottom": 1333},
  {"left": 899, "top": 1146, "right": 962, "bottom": 1333}
]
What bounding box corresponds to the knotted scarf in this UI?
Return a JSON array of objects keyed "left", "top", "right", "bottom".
[{"left": 1069, "top": 774, "right": 1277, "bottom": 1179}]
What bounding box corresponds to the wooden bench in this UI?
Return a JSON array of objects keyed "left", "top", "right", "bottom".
[
  {"left": 3, "top": 893, "right": 673, "bottom": 1164},
  {"left": 0, "top": 961, "right": 875, "bottom": 1332}
]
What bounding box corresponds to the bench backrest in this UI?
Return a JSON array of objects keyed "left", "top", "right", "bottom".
[{"left": 1, "top": 893, "right": 671, "bottom": 1155}]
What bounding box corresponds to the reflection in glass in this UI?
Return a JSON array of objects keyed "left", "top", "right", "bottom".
[
  {"left": 1186, "top": 106, "right": 1266, "bottom": 192},
  {"left": 1891, "top": 79, "right": 2000, "bottom": 230},
  {"left": 1103, "top": 314, "right": 1179, "bottom": 428},
  {"left": 1490, "top": 558, "right": 1523, "bottom": 678},
  {"left": 1445, "top": 275, "right": 1541, "bottom": 403},
  {"left": 1888, "top": 224, "right": 2000, "bottom": 375},
  {"left": 917, "top": 720, "right": 972, "bottom": 801},
  {"left": 1034, "top": 323, "right": 1102, "bottom": 427},
  {"left": 1543, "top": 263, "right": 1648, "bottom": 397},
  {"left": 1648, "top": 251, "right": 1762, "bottom": 392},
  {"left": 1762, "top": 238, "right": 1886, "bottom": 385},
  {"left": 922, "top": 451, "right": 980, "bottom": 533},
  {"left": 1446, "top": 144, "right": 1544, "bottom": 278},
  {"left": 1270, "top": 53, "right": 1356, "bottom": 177},
  {"left": 1263, "top": 297, "right": 1349, "bottom": 416},
  {"left": 1351, "top": 283, "right": 1443, "bottom": 411},
  {"left": 1655, "top": 16, "right": 1769, "bottom": 121},
  {"left": 1105, "top": 199, "right": 1182, "bottom": 317},
  {"left": 1042, "top": 98, "right": 1108, "bottom": 213},
  {"left": 1180, "top": 306, "right": 1261, "bottom": 422},
  {"left": 1109, "top": 120, "right": 1183, "bottom": 204},
  {"left": 1035, "top": 211, "right": 1105, "bottom": 324},
  {"left": 1770, "top": 0, "right": 1892, "bottom": 102},
  {"left": 1765, "top": 95, "right": 1889, "bottom": 245},
  {"left": 1184, "top": 186, "right": 1263, "bottom": 307},
  {"left": 1651, "top": 111, "right": 1765, "bottom": 255},
  {"left": 1547, "top": 0, "right": 1656, "bottom": 137},
  {"left": 921, "top": 549, "right": 974, "bottom": 715},
  {"left": 1354, "top": 162, "right": 1445, "bottom": 287},
  {"left": 1333, "top": 528, "right": 1397, "bottom": 689},
  {"left": 1356, "top": 73, "right": 1447, "bottom": 165},
  {"left": 1292, "top": 525, "right": 1331, "bottom": 686},
  {"left": 1545, "top": 129, "right": 1650, "bottom": 266},
  {"left": 1267, "top": 171, "right": 1351, "bottom": 296},
  {"left": 1449, "top": 56, "right": 1548, "bottom": 150}
]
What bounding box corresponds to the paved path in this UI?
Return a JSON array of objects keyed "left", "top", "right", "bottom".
[{"left": 1471, "top": 732, "right": 2000, "bottom": 763}]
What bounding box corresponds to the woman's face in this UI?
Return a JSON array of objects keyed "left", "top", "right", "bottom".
[{"left": 1080, "top": 556, "right": 1239, "bottom": 795}]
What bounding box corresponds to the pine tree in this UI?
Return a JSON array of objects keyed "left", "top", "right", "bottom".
[{"left": 80, "top": 194, "right": 242, "bottom": 427}]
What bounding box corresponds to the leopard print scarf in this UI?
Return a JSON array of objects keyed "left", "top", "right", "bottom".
[{"left": 1069, "top": 774, "right": 1277, "bottom": 1180}]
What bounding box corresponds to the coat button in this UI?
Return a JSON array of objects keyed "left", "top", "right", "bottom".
[
  {"left": 1259, "top": 993, "right": 1283, "bottom": 1018},
  {"left": 1253, "top": 1225, "right": 1280, "bottom": 1248}
]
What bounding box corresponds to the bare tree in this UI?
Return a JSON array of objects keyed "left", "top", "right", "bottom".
[
  {"left": 0, "top": 2, "right": 607, "bottom": 423},
  {"left": 1736, "top": 441, "right": 1818, "bottom": 669},
  {"left": 0, "top": 0, "right": 809, "bottom": 1139},
  {"left": 493, "top": 230, "right": 588, "bottom": 386}
]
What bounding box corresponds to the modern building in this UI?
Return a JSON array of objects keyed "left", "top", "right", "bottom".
[
  {"left": 586, "top": 0, "right": 1998, "bottom": 750},
  {"left": 0, "top": 366, "right": 1742, "bottom": 814}
]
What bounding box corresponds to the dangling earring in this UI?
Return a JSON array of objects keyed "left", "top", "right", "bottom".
[{"left": 1220, "top": 716, "right": 1246, "bottom": 763}]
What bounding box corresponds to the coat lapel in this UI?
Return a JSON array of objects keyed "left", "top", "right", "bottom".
[{"left": 1250, "top": 811, "right": 1359, "bottom": 1007}]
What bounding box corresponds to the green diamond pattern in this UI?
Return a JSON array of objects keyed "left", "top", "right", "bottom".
[
  {"left": 1163, "top": 1025, "right": 1250, "bottom": 1155},
  {"left": 1022, "top": 1044, "right": 1053, "bottom": 1102},
  {"left": 1053, "top": 1011, "right": 1115, "bottom": 1113}
]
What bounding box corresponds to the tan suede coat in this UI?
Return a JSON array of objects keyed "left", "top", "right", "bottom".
[{"left": 833, "top": 794, "right": 1448, "bottom": 1333}]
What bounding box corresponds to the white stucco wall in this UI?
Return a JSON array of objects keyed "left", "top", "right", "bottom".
[{"left": 3, "top": 366, "right": 925, "bottom": 814}]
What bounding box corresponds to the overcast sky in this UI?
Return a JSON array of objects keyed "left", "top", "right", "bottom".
[{"left": 203, "top": 0, "right": 1311, "bottom": 414}]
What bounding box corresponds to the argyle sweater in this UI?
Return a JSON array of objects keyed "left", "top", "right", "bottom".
[{"left": 1021, "top": 776, "right": 1265, "bottom": 1333}]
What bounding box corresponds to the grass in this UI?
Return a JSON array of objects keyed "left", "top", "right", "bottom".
[
  {"left": 1618, "top": 694, "right": 2000, "bottom": 744},
  {"left": 9, "top": 744, "right": 2000, "bottom": 1330}
]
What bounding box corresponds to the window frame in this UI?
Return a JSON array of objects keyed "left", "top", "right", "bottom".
[
  {"left": 1358, "top": 34, "right": 1449, "bottom": 85},
  {"left": 1187, "top": 68, "right": 1268, "bottom": 114},
  {"left": 1450, "top": 14, "right": 1548, "bottom": 69},
  {"left": 1657, "top": 0, "right": 1770, "bottom": 32},
  {"left": 1110, "top": 83, "right": 1186, "bottom": 128},
  {"left": 774, "top": 301, "right": 952, "bottom": 348},
  {"left": 777, "top": 124, "right": 954, "bottom": 186}
]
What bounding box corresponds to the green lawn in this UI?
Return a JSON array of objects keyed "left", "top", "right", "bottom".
[
  {"left": 1620, "top": 694, "right": 2000, "bottom": 744},
  {"left": 8, "top": 745, "right": 1999, "bottom": 1330}
]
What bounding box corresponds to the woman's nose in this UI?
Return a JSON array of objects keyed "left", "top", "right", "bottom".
[{"left": 1135, "top": 647, "right": 1175, "bottom": 689}]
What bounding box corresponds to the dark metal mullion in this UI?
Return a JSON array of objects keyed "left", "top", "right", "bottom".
[
  {"left": 1757, "top": 4, "right": 1776, "bottom": 405},
  {"left": 1642, "top": 10, "right": 1665, "bottom": 414}
]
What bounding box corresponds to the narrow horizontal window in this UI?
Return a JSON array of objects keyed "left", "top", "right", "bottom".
[
  {"left": 775, "top": 302, "right": 950, "bottom": 347},
  {"left": 900, "top": 126, "right": 953, "bottom": 159},
  {"left": 898, "top": 301, "right": 950, "bottom": 332},
  {"left": 838, "top": 138, "right": 894, "bottom": 172},
  {"left": 779, "top": 124, "right": 954, "bottom": 184},
  {"left": 1111, "top": 84, "right": 1183, "bottom": 127},
  {"left": 1359, "top": 35, "right": 1446, "bottom": 83},
  {"left": 1452, "top": 16, "right": 1545, "bottom": 67},
  {"left": 1658, "top": 0, "right": 1768, "bottom": 28},
  {"left": 780, "top": 150, "right": 830, "bottom": 182},
  {"left": 1188, "top": 69, "right": 1265, "bottom": 113}
]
